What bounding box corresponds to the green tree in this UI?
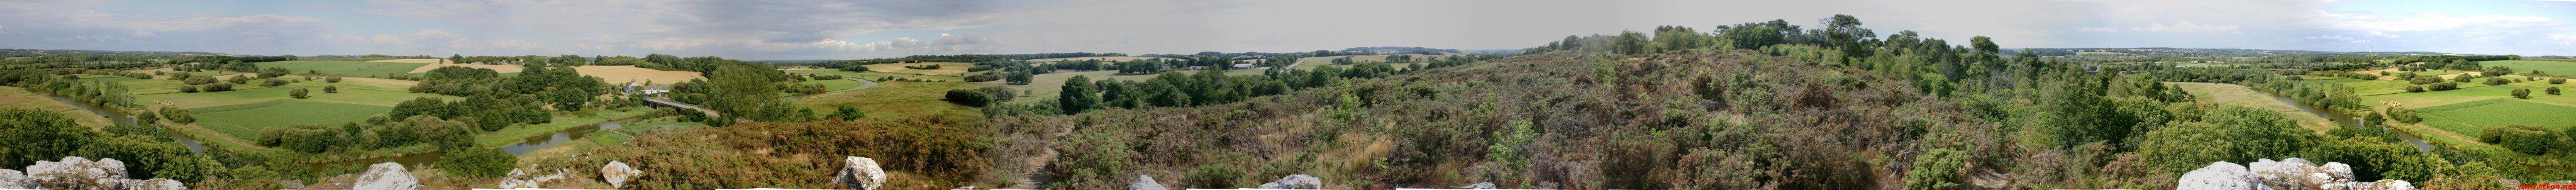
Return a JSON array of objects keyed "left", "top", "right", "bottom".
[
  {"left": 436, "top": 148, "right": 517, "bottom": 178},
  {"left": 2512, "top": 88, "right": 2532, "bottom": 99},
  {"left": 324, "top": 85, "right": 338, "bottom": 93},
  {"left": 1903, "top": 148, "right": 1968, "bottom": 190},
  {"left": 945, "top": 89, "right": 993, "bottom": 107},
  {"left": 290, "top": 88, "right": 311, "bottom": 99},
  {"left": 1612, "top": 31, "right": 1650, "bottom": 55},
  {"left": 0, "top": 108, "right": 99, "bottom": 169},
  {"left": 77, "top": 135, "right": 218, "bottom": 182},
  {"left": 1059, "top": 75, "right": 1098, "bottom": 114}
]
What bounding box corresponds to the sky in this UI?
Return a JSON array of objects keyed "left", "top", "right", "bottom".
[{"left": 1, "top": 0, "right": 2571, "bottom": 60}]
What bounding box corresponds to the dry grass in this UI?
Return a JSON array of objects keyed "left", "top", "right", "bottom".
[{"left": 574, "top": 65, "right": 706, "bottom": 84}]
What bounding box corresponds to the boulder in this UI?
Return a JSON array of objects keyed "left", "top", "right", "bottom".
[
  {"left": 833, "top": 157, "right": 886, "bottom": 190},
  {"left": 1462, "top": 182, "right": 1496, "bottom": 189},
  {"left": 123, "top": 178, "right": 187, "bottom": 190},
  {"left": 0, "top": 169, "right": 30, "bottom": 189},
  {"left": 496, "top": 167, "right": 570, "bottom": 189},
  {"left": 26, "top": 157, "right": 129, "bottom": 189},
  {"left": 1129, "top": 175, "right": 1165, "bottom": 190},
  {"left": 602, "top": 160, "right": 641, "bottom": 188},
  {"left": 2175, "top": 158, "right": 2419, "bottom": 190},
  {"left": 1256, "top": 174, "right": 1321, "bottom": 189},
  {"left": 352, "top": 162, "right": 421, "bottom": 190},
  {"left": 2177, "top": 161, "right": 2255, "bottom": 189}
]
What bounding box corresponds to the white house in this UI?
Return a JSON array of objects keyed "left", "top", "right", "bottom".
[{"left": 625, "top": 82, "right": 672, "bottom": 95}]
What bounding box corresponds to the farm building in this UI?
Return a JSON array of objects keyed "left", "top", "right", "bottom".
[
  {"left": 1232, "top": 64, "right": 1258, "bottom": 69},
  {"left": 625, "top": 82, "right": 672, "bottom": 95}
]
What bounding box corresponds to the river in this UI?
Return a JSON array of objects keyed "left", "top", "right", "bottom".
[
  {"left": 2264, "top": 96, "right": 2436, "bottom": 155},
  {"left": 40, "top": 94, "right": 207, "bottom": 154}
]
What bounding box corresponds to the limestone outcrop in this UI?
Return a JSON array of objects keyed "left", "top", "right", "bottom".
[
  {"left": 833, "top": 157, "right": 886, "bottom": 190},
  {"left": 2175, "top": 158, "right": 2416, "bottom": 190}
]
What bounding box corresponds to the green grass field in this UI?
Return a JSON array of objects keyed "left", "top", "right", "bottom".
[
  {"left": 791, "top": 81, "right": 982, "bottom": 119},
  {"left": 794, "top": 79, "right": 865, "bottom": 91},
  {"left": 859, "top": 62, "right": 975, "bottom": 75},
  {"left": 2168, "top": 82, "right": 2340, "bottom": 132},
  {"left": 988, "top": 70, "right": 1162, "bottom": 104},
  {"left": 2479, "top": 60, "right": 2576, "bottom": 76},
  {"left": 792, "top": 69, "right": 966, "bottom": 82},
  {"left": 473, "top": 108, "right": 657, "bottom": 148},
  {"left": 135, "top": 77, "right": 455, "bottom": 109},
  {"left": 258, "top": 60, "right": 430, "bottom": 78},
  {"left": 2412, "top": 99, "right": 2576, "bottom": 138},
  {"left": 190, "top": 99, "right": 395, "bottom": 140}
]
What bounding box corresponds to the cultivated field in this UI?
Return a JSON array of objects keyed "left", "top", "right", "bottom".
[
  {"left": 258, "top": 60, "right": 430, "bottom": 78},
  {"left": 793, "top": 79, "right": 867, "bottom": 92},
  {"left": 2168, "top": 82, "right": 2339, "bottom": 131},
  {"left": 132, "top": 76, "right": 452, "bottom": 109},
  {"left": 791, "top": 81, "right": 982, "bottom": 119},
  {"left": 573, "top": 65, "right": 705, "bottom": 84},
  {"left": 2477, "top": 60, "right": 2576, "bottom": 76},
  {"left": 189, "top": 99, "right": 396, "bottom": 140},
  {"left": 860, "top": 62, "right": 975, "bottom": 75},
  {"left": 984, "top": 70, "right": 1161, "bottom": 104},
  {"left": 791, "top": 69, "right": 964, "bottom": 82},
  {"left": 1023, "top": 56, "right": 1177, "bottom": 62},
  {"left": 369, "top": 59, "right": 445, "bottom": 64},
  {"left": 2412, "top": 99, "right": 2576, "bottom": 138},
  {"left": 405, "top": 60, "right": 526, "bottom": 74}
]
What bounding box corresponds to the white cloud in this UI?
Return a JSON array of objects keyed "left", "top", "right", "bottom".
[
  {"left": 2365, "top": 31, "right": 2397, "bottom": 38},
  {"left": 2552, "top": 35, "right": 2576, "bottom": 46},
  {"left": 2318, "top": 12, "right": 2557, "bottom": 33},
  {"left": 2076, "top": 26, "right": 2119, "bottom": 32},
  {"left": 130, "top": 30, "right": 153, "bottom": 37},
  {"left": 2306, "top": 35, "right": 2368, "bottom": 43},
  {"left": 2129, "top": 21, "right": 2242, "bottom": 34}
]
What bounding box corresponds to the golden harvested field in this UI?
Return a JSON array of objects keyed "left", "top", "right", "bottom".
[
  {"left": 575, "top": 65, "right": 705, "bottom": 84},
  {"left": 369, "top": 59, "right": 446, "bottom": 64},
  {"left": 1023, "top": 56, "right": 1177, "bottom": 62}
]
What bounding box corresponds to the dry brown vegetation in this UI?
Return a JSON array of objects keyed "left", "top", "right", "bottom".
[{"left": 990, "top": 50, "right": 1985, "bottom": 189}]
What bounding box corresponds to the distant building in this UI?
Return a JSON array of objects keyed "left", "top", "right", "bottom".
[
  {"left": 1186, "top": 66, "right": 1208, "bottom": 70},
  {"left": 1232, "top": 64, "right": 1257, "bottom": 69}
]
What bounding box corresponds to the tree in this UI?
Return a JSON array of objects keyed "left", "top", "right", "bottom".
[
  {"left": 828, "top": 106, "right": 866, "bottom": 120},
  {"left": 945, "top": 89, "right": 993, "bottom": 107},
  {"left": 1612, "top": 31, "right": 1650, "bottom": 55},
  {"left": 324, "top": 86, "right": 338, "bottom": 93},
  {"left": 0, "top": 108, "right": 98, "bottom": 169},
  {"left": 436, "top": 148, "right": 517, "bottom": 178},
  {"left": 326, "top": 77, "right": 341, "bottom": 82},
  {"left": 1059, "top": 75, "right": 1099, "bottom": 114},
  {"left": 77, "top": 135, "right": 218, "bottom": 182},
  {"left": 290, "top": 88, "right": 311, "bottom": 99},
  {"left": 2512, "top": 88, "right": 2532, "bottom": 99},
  {"left": 2551, "top": 86, "right": 2562, "bottom": 95}
]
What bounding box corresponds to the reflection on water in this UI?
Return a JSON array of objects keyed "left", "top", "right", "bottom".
[{"left": 503, "top": 118, "right": 638, "bottom": 155}]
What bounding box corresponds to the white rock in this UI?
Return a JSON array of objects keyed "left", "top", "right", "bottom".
[
  {"left": 833, "top": 157, "right": 886, "bottom": 190},
  {"left": 353, "top": 162, "right": 421, "bottom": 190},
  {"left": 2176, "top": 161, "right": 2255, "bottom": 190},
  {"left": 1129, "top": 175, "right": 1165, "bottom": 190},
  {"left": 123, "top": 178, "right": 187, "bottom": 190},
  {"left": 2319, "top": 162, "right": 2355, "bottom": 181},
  {"left": 2248, "top": 158, "right": 2309, "bottom": 184},
  {"left": 27, "top": 157, "right": 128, "bottom": 189},
  {"left": 602, "top": 161, "right": 641, "bottom": 189},
  {"left": 0, "top": 169, "right": 30, "bottom": 189},
  {"left": 1256, "top": 174, "right": 1321, "bottom": 189},
  {"left": 1463, "top": 182, "right": 1496, "bottom": 189}
]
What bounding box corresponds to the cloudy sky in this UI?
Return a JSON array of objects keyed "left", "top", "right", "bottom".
[{"left": 1, "top": 0, "right": 2571, "bottom": 60}]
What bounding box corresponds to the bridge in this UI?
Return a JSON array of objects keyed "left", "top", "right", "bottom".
[{"left": 642, "top": 98, "right": 721, "bottom": 119}]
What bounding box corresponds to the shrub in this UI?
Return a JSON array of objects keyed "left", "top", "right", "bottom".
[
  {"left": 0, "top": 108, "right": 97, "bottom": 170},
  {"left": 178, "top": 86, "right": 199, "bottom": 93},
  {"left": 2512, "top": 88, "right": 2532, "bottom": 99},
  {"left": 325, "top": 77, "right": 341, "bottom": 82},
  {"left": 323, "top": 86, "right": 338, "bottom": 93},
  {"left": 1903, "top": 148, "right": 1969, "bottom": 190},
  {"left": 2552, "top": 77, "right": 2566, "bottom": 84},
  {"left": 202, "top": 83, "right": 235, "bottom": 92},
  {"left": 2426, "top": 82, "right": 2458, "bottom": 91},
  {"left": 182, "top": 76, "right": 216, "bottom": 85},
  {"left": 2551, "top": 87, "right": 2562, "bottom": 95},
  {"left": 436, "top": 148, "right": 516, "bottom": 178},
  {"left": 943, "top": 89, "right": 992, "bottom": 107},
  {"left": 2485, "top": 77, "right": 2510, "bottom": 85},
  {"left": 2405, "top": 86, "right": 2423, "bottom": 92},
  {"left": 290, "top": 88, "right": 311, "bottom": 99},
  {"left": 2481, "top": 126, "right": 2563, "bottom": 155}
]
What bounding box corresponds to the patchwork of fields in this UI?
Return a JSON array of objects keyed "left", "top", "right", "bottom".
[
  {"left": 2478, "top": 60, "right": 2576, "bottom": 76},
  {"left": 260, "top": 60, "right": 430, "bottom": 78},
  {"left": 790, "top": 81, "right": 982, "bottom": 119},
  {"left": 984, "top": 70, "right": 1160, "bottom": 104},
  {"left": 2412, "top": 99, "right": 2576, "bottom": 138},
  {"left": 2319, "top": 65, "right": 2576, "bottom": 150}
]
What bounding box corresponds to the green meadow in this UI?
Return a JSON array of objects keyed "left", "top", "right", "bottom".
[
  {"left": 189, "top": 99, "right": 395, "bottom": 140},
  {"left": 259, "top": 60, "right": 429, "bottom": 77}
]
